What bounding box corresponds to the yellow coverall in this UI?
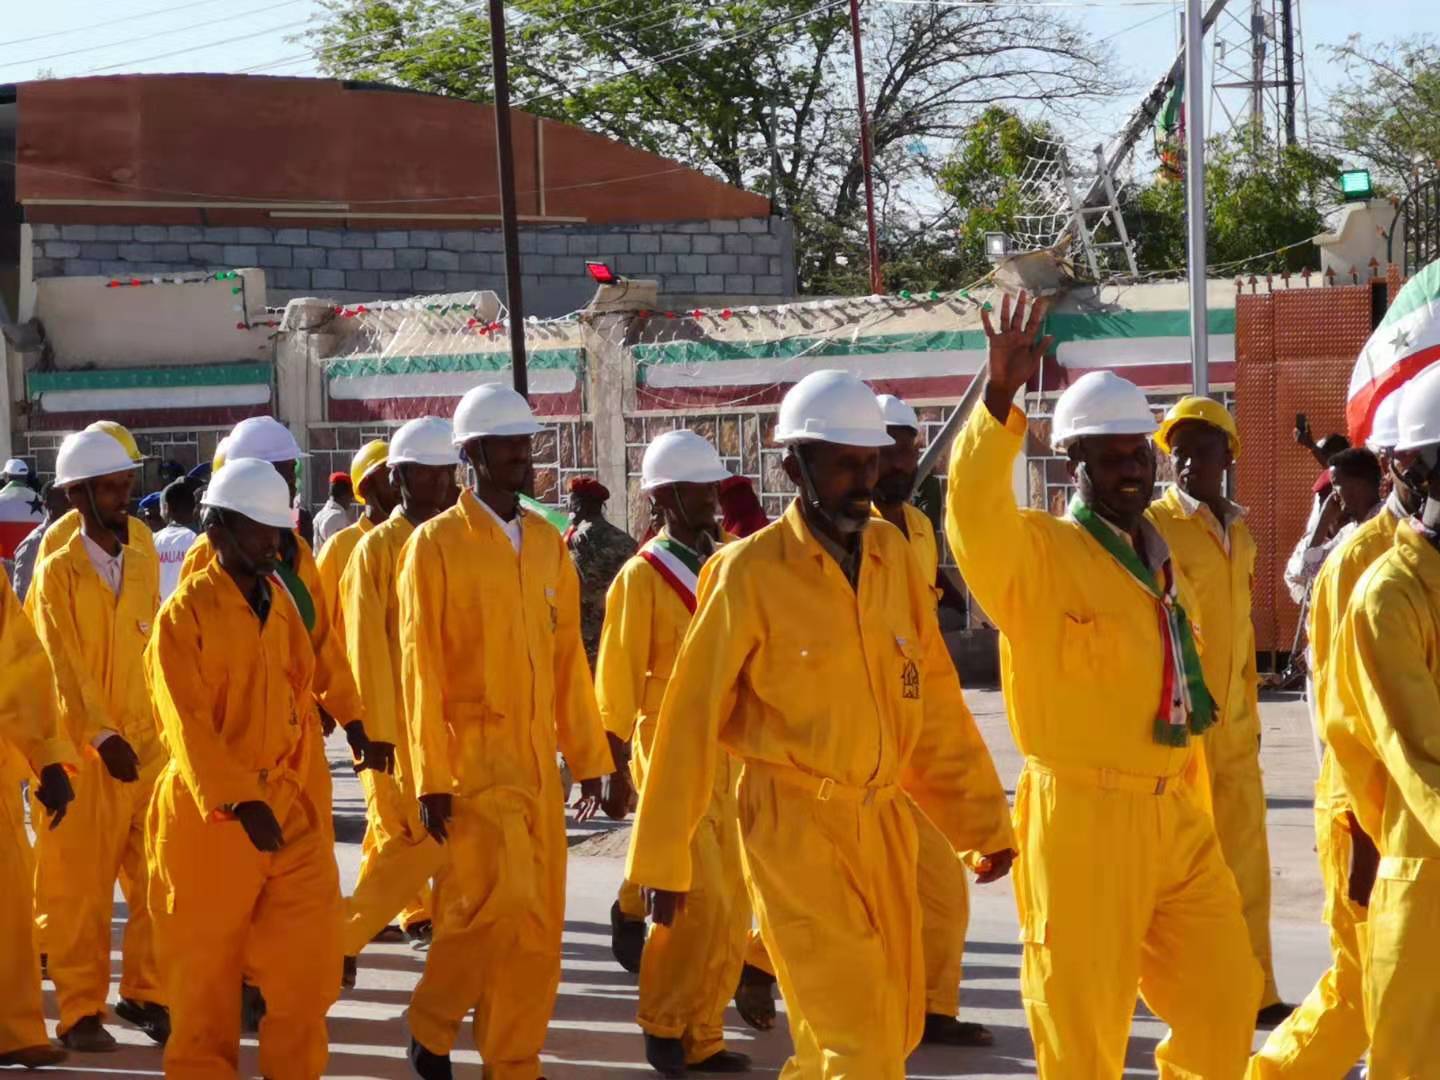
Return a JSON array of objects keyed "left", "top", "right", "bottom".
[
  {"left": 0, "top": 573, "right": 77, "bottom": 1057},
  {"left": 1248, "top": 508, "right": 1396, "bottom": 1076},
  {"left": 145, "top": 559, "right": 341, "bottom": 1080},
  {"left": 28, "top": 508, "right": 158, "bottom": 581},
  {"left": 29, "top": 522, "right": 164, "bottom": 1033},
  {"left": 338, "top": 511, "right": 441, "bottom": 952},
  {"left": 946, "top": 403, "right": 1261, "bottom": 1079},
  {"left": 626, "top": 502, "right": 1014, "bottom": 1079},
  {"left": 182, "top": 530, "right": 365, "bottom": 844},
  {"left": 598, "top": 534, "right": 749, "bottom": 1065},
  {"left": 316, "top": 516, "right": 373, "bottom": 632},
  {"left": 871, "top": 501, "right": 974, "bottom": 1019},
  {"left": 398, "top": 490, "right": 614, "bottom": 1078},
  {"left": 1328, "top": 518, "right": 1440, "bottom": 1079},
  {"left": 1148, "top": 485, "right": 1278, "bottom": 1007}
]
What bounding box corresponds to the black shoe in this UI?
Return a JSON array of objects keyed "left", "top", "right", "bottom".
[
  {"left": 38, "top": 953, "right": 47, "bottom": 981},
  {"left": 733, "top": 963, "right": 776, "bottom": 1032},
  {"left": 922, "top": 1013, "right": 993, "bottom": 1047},
  {"left": 405, "top": 921, "right": 433, "bottom": 950},
  {"left": 371, "top": 924, "right": 406, "bottom": 944},
  {"left": 0, "top": 1044, "right": 67, "bottom": 1069},
  {"left": 610, "top": 900, "right": 646, "bottom": 973},
  {"left": 643, "top": 1034, "right": 685, "bottom": 1078},
  {"left": 342, "top": 956, "right": 358, "bottom": 990},
  {"left": 1257, "top": 1001, "right": 1296, "bottom": 1028},
  {"left": 240, "top": 983, "right": 267, "bottom": 1033},
  {"left": 689, "top": 1048, "right": 753, "bottom": 1073},
  {"left": 114, "top": 997, "right": 171, "bottom": 1045},
  {"left": 58, "top": 1014, "right": 117, "bottom": 1053},
  {"left": 407, "top": 1036, "right": 453, "bottom": 1080}
]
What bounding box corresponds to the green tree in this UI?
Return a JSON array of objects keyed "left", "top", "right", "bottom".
[
  {"left": 309, "top": 0, "right": 1121, "bottom": 292},
  {"left": 1125, "top": 125, "right": 1339, "bottom": 276},
  {"left": 1322, "top": 35, "right": 1440, "bottom": 187}
]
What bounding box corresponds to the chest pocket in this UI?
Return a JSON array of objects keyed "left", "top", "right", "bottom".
[
  {"left": 1059, "top": 611, "right": 1101, "bottom": 681},
  {"left": 894, "top": 633, "right": 922, "bottom": 703}
]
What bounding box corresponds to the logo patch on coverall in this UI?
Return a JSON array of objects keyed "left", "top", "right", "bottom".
[{"left": 902, "top": 661, "right": 920, "bottom": 699}]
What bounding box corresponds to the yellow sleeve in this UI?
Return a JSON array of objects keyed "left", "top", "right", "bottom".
[
  {"left": 341, "top": 538, "right": 398, "bottom": 746},
  {"left": 594, "top": 564, "right": 652, "bottom": 742},
  {"left": 178, "top": 533, "right": 213, "bottom": 581},
  {"left": 1333, "top": 580, "right": 1440, "bottom": 845},
  {"left": 626, "top": 552, "right": 752, "bottom": 892},
  {"left": 0, "top": 574, "right": 75, "bottom": 773},
  {"left": 316, "top": 534, "right": 347, "bottom": 630},
  {"left": 298, "top": 541, "right": 364, "bottom": 725},
  {"left": 945, "top": 402, "right": 1048, "bottom": 634},
  {"left": 29, "top": 556, "right": 114, "bottom": 747},
  {"left": 551, "top": 536, "right": 614, "bottom": 780},
  {"left": 901, "top": 565, "right": 1016, "bottom": 861},
  {"left": 397, "top": 530, "right": 454, "bottom": 797},
  {"left": 145, "top": 593, "right": 259, "bottom": 816}
]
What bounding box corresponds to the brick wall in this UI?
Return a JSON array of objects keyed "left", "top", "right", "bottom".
[{"left": 28, "top": 217, "right": 796, "bottom": 316}]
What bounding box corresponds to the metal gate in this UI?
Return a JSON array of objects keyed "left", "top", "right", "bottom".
[{"left": 1401, "top": 176, "right": 1440, "bottom": 275}]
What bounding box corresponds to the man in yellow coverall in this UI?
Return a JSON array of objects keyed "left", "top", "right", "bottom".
[
  {"left": 338, "top": 417, "right": 457, "bottom": 972},
  {"left": 1327, "top": 365, "right": 1440, "bottom": 1079},
  {"left": 1147, "top": 396, "right": 1289, "bottom": 1025},
  {"left": 0, "top": 572, "right": 76, "bottom": 1070},
  {"left": 1248, "top": 393, "right": 1409, "bottom": 1076},
  {"left": 627, "top": 369, "right": 1016, "bottom": 1079},
  {"left": 947, "top": 292, "right": 1261, "bottom": 1078},
  {"left": 316, "top": 438, "right": 395, "bottom": 627},
  {"left": 874, "top": 391, "right": 993, "bottom": 1049},
  {"left": 145, "top": 458, "right": 342, "bottom": 1080},
  {"left": 29, "top": 429, "right": 167, "bottom": 1051},
  {"left": 398, "top": 384, "right": 614, "bottom": 1080},
  {"left": 596, "top": 428, "right": 750, "bottom": 1078}
]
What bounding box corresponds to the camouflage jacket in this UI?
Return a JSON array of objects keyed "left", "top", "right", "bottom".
[{"left": 568, "top": 517, "right": 638, "bottom": 669}]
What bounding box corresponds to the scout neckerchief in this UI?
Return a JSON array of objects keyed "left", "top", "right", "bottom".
[
  {"left": 639, "top": 532, "right": 705, "bottom": 613},
  {"left": 269, "top": 531, "right": 316, "bottom": 633},
  {"left": 1070, "top": 497, "right": 1216, "bottom": 746}
]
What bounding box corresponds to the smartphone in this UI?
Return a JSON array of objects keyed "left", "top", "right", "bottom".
[{"left": 1295, "top": 413, "right": 1310, "bottom": 438}]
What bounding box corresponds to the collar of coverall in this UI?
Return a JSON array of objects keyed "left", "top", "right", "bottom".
[
  {"left": 1169, "top": 483, "right": 1248, "bottom": 530},
  {"left": 459, "top": 485, "right": 527, "bottom": 532},
  {"left": 1395, "top": 515, "right": 1440, "bottom": 588},
  {"left": 779, "top": 499, "right": 884, "bottom": 566}
]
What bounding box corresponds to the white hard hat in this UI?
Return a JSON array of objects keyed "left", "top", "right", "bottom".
[
  {"left": 775, "top": 370, "right": 893, "bottom": 448},
  {"left": 1050, "top": 370, "right": 1157, "bottom": 451},
  {"left": 54, "top": 431, "right": 137, "bottom": 488},
  {"left": 3, "top": 458, "right": 28, "bottom": 477},
  {"left": 452, "top": 384, "right": 545, "bottom": 443},
  {"left": 1367, "top": 390, "right": 1403, "bottom": 452},
  {"left": 202, "top": 457, "right": 295, "bottom": 529},
  {"left": 389, "top": 417, "right": 458, "bottom": 466},
  {"left": 641, "top": 430, "right": 731, "bottom": 492},
  {"left": 225, "top": 416, "right": 307, "bottom": 463},
  {"left": 875, "top": 393, "right": 919, "bottom": 431},
  {"left": 1394, "top": 364, "right": 1440, "bottom": 452}
]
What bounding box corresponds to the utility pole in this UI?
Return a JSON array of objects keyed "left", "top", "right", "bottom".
[
  {"left": 1185, "top": 0, "right": 1209, "bottom": 396},
  {"left": 488, "top": 0, "right": 529, "bottom": 398},
  {"left": 1279, "top": 0, "right": 1296, "bottom": 145},
  {"left": 847, "top": 0, "right": 883, "bottom": 295}
]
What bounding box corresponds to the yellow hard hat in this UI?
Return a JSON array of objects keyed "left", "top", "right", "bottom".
[
  {"left": 211, "top": 435, "right": 231, "bottom": 476},
  {"left": 84, "top": 420, "right": 143, "bottom": 463},
  {"left": 1154, "top": 396, "right": 1241, "bottom": 459},
  {"left": 350, "top": 440, "right": 389, "bottom": 504}
]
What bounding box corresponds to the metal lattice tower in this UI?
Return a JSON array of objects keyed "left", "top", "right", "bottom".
[{"left": 1208, "top": 0, "right": 1309, "bottom": 149}]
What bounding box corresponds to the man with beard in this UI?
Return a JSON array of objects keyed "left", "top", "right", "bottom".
[
  {"left": 597, "top": 429, "right": 750, "bottom": 1077},
  {"left": 946, "top": 292, "right": 1260, "bottom": 1077},
  {"left": 399, "top": 385, "right": 612, "bottom": 1080},
  {"left": 627, "top": 370, "right": 1015, "bottom": 1077},
  {"left": 873, "top": 392, "right": 993, "bottom": 1048}
]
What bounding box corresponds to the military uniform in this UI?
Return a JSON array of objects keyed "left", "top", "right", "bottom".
[{"left": 568, "top": 517, "right": 638, "bottom": 668}]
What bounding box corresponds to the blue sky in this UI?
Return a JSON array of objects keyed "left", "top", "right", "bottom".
[{"left": 1, "top": 0, "right": 1435, "bottom": 152}]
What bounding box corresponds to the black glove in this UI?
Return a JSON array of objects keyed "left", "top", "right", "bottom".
[
  {"left": 34, "top": 763, "right": 75, "bottom": 829},
  {"left": 1347, "top": 811, "right": 1380, "bottom": 908},
  {"left": 344, "top": 722, "right": 395, "bottom": 775},
  {"left": 317, "top": 704, "right": 337, "bottom": 737},
  {"left": 233, "top": 801, "right": 285, "bottom": 853},
  {"left": 96, "top": 735, "right": 140, "bottom": 783},
  {"left": 419, "top": 793, "right": 452, "bottom": 844}
]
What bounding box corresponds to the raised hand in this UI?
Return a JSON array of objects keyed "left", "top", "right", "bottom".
[{"left": 981, "top": 290, "right": 1054, "bottom": 422}]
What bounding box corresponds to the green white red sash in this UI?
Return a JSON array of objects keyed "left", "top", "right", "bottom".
[
  {"left": 639, "top": 535, "right": 703, "bottom": 613},
  {"left": 1070, "top": 497, "right": 1216, "bottom": 747}
]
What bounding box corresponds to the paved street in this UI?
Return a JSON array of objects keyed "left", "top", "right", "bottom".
[{"left": 35, "top": 689, "right": 1358, "bottom": 1078}]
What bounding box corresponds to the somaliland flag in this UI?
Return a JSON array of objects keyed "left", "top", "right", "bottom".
[{"left": 1348, "top": 258, "right": 1440, "bottom": 443}]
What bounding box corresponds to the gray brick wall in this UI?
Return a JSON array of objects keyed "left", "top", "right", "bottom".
[{"left": 29, "top": 217, "right": 796, "bottom": 315}]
